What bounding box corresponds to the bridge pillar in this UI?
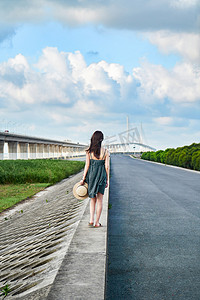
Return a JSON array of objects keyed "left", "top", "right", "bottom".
[
  {"left": 78, "top": 147, "right": 84, "bottom": 156},
  {"left": 37, "top": 144, "right": 44, "bottom": 159},
  {"left": 19, "top": 142, "right": 29, "bottom": 159},
  {"left": 8, "top": 142, "right": 20, "bottom": 159},
  {"left": 72, "top": 147, "right": 75, "bottom": 157},
  {"left": 63, "top": 146, "right": 70, "bottom": 158},
  {"left": 53, "top": 145, "right": 58, "bottom": 158},
  {"left": 59, "top": 146, "right": 63, "bottom": 159},
  {"left": 75, "top": 147, "right": 79, "bottom": 157},
  {"left": 76, "top": 147, "right": 80, "bottom": 156},
  {"left": 44, "top": 144, "right": 50, "bottom": 159},
  {"left": 77, "top": 148, "right": 81, "bottom": 156},
  {"left": 67, "top": 147, "right": 71, "bottom": 158},
  {"left": 29, "top": 143, "right": 37, "bottom": 159},
  {"left": 49, "top": 145, "right": 54, "bottom": 158},
  {"left": 66, "top": 146, "right": 70, "bottom": 157},
  {"left": 72, "top": 147, "right": 76, "bottom": 157},
  {"left": 79, "top": 149, "right": 83, "bottom": 156},
  {"left": 76, "top": 147, "right": 81, "bottom": 156},
  {"left": 62, "top": 146, "right": 67, "bottom": 158},
  {"left": 0, "top": 141, "right": 4, "bottom": 160}
]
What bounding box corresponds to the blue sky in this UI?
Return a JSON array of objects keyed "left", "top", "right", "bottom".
[{"left": 0, "top": 0, "right": 199, "bottom": 149}]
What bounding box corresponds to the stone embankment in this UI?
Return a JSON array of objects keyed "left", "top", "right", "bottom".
[{"left": 0, "top": 171, "right": 108, "bottom": 299}]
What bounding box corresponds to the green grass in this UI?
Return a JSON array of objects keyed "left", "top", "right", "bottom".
[
  {"left": 0, "top": 284, "right": 11, "bottom": 297},
  {"left": 0, "top": 159, "right": 85, "bottom": 184},
  {"left": 0, "top": 159, "right": 85, "bottom": 212},
  {"left": 0, "top": 183, "right": 50, "bottom": 213}
]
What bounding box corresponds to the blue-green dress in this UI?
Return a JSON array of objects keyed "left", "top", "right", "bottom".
[{"left": 85, "top": 152, "right": 107, "bottom": 198}]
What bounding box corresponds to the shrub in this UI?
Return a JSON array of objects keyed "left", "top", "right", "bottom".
[
  {"left": 141, "top": 152, "right": 151, "bottom": 160},
  {"left": 191, "top": 151, "right": 200, "bottom": 171},
  {"left": 155, "top": 150, "right": 164, "bottom": 163}
]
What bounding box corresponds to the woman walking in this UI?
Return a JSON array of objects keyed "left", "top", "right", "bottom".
[{"left": 80, "top": 131, "right": 109, "bottom": 227}]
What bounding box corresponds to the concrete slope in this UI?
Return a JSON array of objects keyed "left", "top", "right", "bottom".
[{"left": 0, "top": 172, "right": 88, "bottom": 299}]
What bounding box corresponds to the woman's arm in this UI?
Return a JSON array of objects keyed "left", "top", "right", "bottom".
[
  {"left": 80, "top": 151, "right": 90, "bottom": 185},
  {"left": 105, "top": 150, "right": 110, "bottom": 188}
]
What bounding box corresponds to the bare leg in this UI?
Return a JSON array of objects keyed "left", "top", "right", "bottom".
[
  {"left": 95, "top": 193, "right": 103, "bottom": 226},
  {"left": 90, "top": 197, "right": 96, "bottom": 224}
]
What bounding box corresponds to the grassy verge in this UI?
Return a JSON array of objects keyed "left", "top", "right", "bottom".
[
  {"left": 0, "top": 159, "right": 85, "bottom": 212},
  {"left": 0, "top": 159, "right": 85, "bottom": 184},
  {"left": 0, "top": 183, "right": 50, "bottom": 213}
]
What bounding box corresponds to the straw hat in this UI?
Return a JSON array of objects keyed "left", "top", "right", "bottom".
[{"left": 73, "top": 182, "right": 88, "bottom": 200}]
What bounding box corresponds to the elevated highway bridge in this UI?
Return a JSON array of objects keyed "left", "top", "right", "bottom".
[
  {"left": 0, "top": 132, "right": 86, "bottom": 160},
  {"left": 0, "top": 125, "right": 156, "bottom": 160}
]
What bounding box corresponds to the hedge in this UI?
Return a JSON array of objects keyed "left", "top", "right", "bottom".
[{"left": 141, "top": 143, "right": 200, "bottom": 171}]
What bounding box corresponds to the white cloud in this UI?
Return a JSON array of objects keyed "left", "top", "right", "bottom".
[
  {"left": 0, "top": 54, "right": 34, "bottom": 103},
  {"left": 146, "top": 31, "right": 200, "bottom": 63},
  {"left": 170, "top": 0, "right": 198, "bottom": 8},
  {"left": 36, "top": 47, "right": 70, "bottom": 76},
  {"left": 1, "top": 47, "right": 199, "bottom": 115},
  {"left": 68, "top": 51, "right": 87, "bottom": 80},
  {"left": 0, "top": 47, "right": 137, "bottom": 110},
  {"left": 0, "top": 0, "right": 199, "bottom": 149},
  {"left": 72, "top": 99, "right": 105, "bottom": 115},
  {"left": 50, "top": 113, "right": 74, "bottom": 124},
  {"left": 0, "top": 0, "right": 46, "bottom": 24},
  {"left": 82, "top": 63, "right": 115, "bottom": 94},
  {"left": 51, "top": 5, "right": 102, "bottom": 26},
  {"left": 1, "top": 47, "right": 200, "bottom": 148},
  {"left": 49, "top": 99, "right": 105, "bottom": 125},
  {"left": 133, "top": 60, "right": 200, "bottom": 103},
  {"left": 0, "top": 0, "right": 199, "bottom": 32},
  {"left": 153, "top": 116, "right": 187, "bottom": 127},
  {"left": 97, "top": 61, "right": 132, "bottom": 85},
  {"left": 154, "top": 117, "right": 173, "bottom": 125}
]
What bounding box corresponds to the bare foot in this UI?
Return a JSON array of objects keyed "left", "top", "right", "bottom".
[{"left": 94, "top": 223, "right": 102, "bottom": 227}]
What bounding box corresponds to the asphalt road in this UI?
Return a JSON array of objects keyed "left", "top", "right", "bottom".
[{"left": 106, "top": 155, "right": 200, "bottom": 300}]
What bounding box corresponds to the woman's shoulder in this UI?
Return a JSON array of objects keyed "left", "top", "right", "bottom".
[
  {"left": 101, "top": 147, "right": 109, "bottom": 158},
  {"left": 85, "top": 150, "right": 90, "bottom": 159},
  {"left": 106, "top": 148, "right": 110, "bottom": 156}
]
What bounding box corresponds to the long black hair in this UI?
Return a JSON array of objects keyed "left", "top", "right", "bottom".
[{"left": 87, "top": 131, "right": 104, "bottom": 159}]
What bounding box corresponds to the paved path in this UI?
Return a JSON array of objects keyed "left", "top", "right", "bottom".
[
  {"left": 47, "top": 184, "right": 109, "bottom": 300},
  {"left": 106, "top": 155, "right": 200, "bottom": 300}
]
